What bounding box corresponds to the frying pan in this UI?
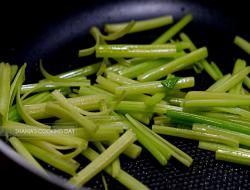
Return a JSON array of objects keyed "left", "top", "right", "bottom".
[{"left": 0, "top": 0, "right": 250, "bottom": 189}]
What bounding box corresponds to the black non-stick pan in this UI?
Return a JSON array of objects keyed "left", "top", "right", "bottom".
[{"left": 0, "top": 0, "right": 250, "bottom": 189}]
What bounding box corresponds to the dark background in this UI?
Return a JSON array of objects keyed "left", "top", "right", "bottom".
[{"left": 0, "top": 0, "right": 250, "bottom": 189}]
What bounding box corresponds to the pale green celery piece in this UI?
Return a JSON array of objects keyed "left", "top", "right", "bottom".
[
  {"left": 145, "top": 93, "right": 166, "bottom": 107},
  {"left": 106, "top": 63, "right": 128, "bottom": 74},
  {"left": 0, "top": 63, "right": 11, "bottom": 122},
  {"left": 96, "top": 44, "right": 183, "bottom": 58},
  {"left": 243, "top": 76, "right": 250, "bottom": 90},
  {"left": 229, "top": 59, "right": 246, "bottom": 94},
  {"left": 96, "top": 75, "right": 120, "bottom": 93},
  {"left": 152, "top": 14, "right": 193, "bottom": 44},
  {"left": 40, "top": 62, "right": 88, "bottom": 83},
  {"left": 10, "top": 65, "right": 18, "bottom": 81},
  {"left": 211, "top": 66, "right": 250, "bottom": 92},
  {"left": 206, "top": 74, "right": 232, "bottom": 91},
  {"left": 169, "top": 98, "right": 184, "bottom": 106},
  {"left": 101, "top": 174, "right": 109, "bottom": 190},
  {"left": 211, "top": 107, "right": 250, "bottom": 121},
  {"left": 153, "top": 115, "right": 172, "bottom": 125},
  {"left": 8, "top": 91, "right": 53, "bottom": 121},
  {"left": 47, "top": 91, "right": 97, "bottom": 136},
  {"left": 137, "top": 47, "right": 208, "bottom": 82},
  {"left": 125, "top": 114, "right": 169, "bottom": 165},
  {"left": 57, "top": 63, "right": 100, "bottom": 78},
  {"left": 116, "top": 77, "right": 194, "bottom": 95},
  {"left": 9, "top": 137, "right": 46, "bottom": 174},
  {"left": 93, "top": 141, "right": 121, "bottom": 178},
  {"left": 152, "top": 125, "right": 239, "bottom": 147},
  {"left": 185, "top": 91, "right": 250, "bottom": 100},
  {"left": 82, "top": 147, "right": 150, "bottom": 190},
  {"left": 79, "top": 86, "right": 114, "bottom": 99},
  {"left": 166, "top": 110, "right": 250, "bottom": 135},
  {"left": 216, "top": 148, "right": 250, "bottom": 166},
  {"left": 126, "top": 114, "right": 193, "bottom": 167},
  {"left": 210, "top": 62, "right": 223, "bottom": 79},
  {"left": 193, "top": 124, "right": 250, "bottom": 147},
  {"left": 21, "top": 80, "right": 90, "bottom": 95},
  {"left": 94, "top": 21, "right": 135, "bottom": 40},
  {"left": 234, "top": 35, "right": 250, "bottom": 55},
  {"left": 22, "top": 95, "right": 105, "bottom": 120},
  {"left": 16, "top": 79, "right": 50, "bottom": 129},
  {"left": 69, "top": 130, "right": 136, "bottom": 187},
  {"left": 78, "top": 27, "right": 100, "bottom": 57},
  {"left": 105, "top": 15, "right": 173, "bottom": 34},
  {"left": 106, "top": 71, "right": 138, "bottom": 85},
  {"left": 183, "top": 99, "right": 250, "bottom": 108},
  {"left": 115, "top": 101, "right": 182, "bottom": 115},
  {"left": 24, "top": 142, "right": 80, "bottom": 176},
  {"left": 119, "top": 58, "right": 168, "bottom": 79},
  {"left": 179, "top": 32, "right": 223, "bottom": 80}
]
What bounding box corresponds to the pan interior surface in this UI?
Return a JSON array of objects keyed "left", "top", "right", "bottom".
[{"left": 0, "top": 0, "right": 249, "bottom": 189}]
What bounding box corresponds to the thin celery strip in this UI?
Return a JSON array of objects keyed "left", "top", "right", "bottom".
[
  {"left": 0, "top": 63, "right": 11, "bottom": 122},
  {"left": 82, "top": 147, "right": 150, "bottom": 190},
  {"left": 119, "top": 58, "right": 168, "bottom": 78},
  {"left": 9, "top": 137, "right": 46, "bottom": 174},
  {"left": 152, "top": 125, "right": 239, "bottom": 147},
  {"left": 229, "top": 59, "right": 246, "bottom": 94},
  {"left": 125, "top": 114, "right": 169, "bottom": 165},
  {"left": 24, "top": 142, "right": 79, "bottom": 176},
  {"left": 106, "top": 71, "right": 138, "bottom": 85},
  {"left": 116, "top": 77, "right": 194, "bottom": 95},
  {"left": 210, "top": 66, "right": 250, "bottom": 92},
  {"left": 96, "top": 44, "right": 183, "bottom": 58},
  {"left": 10, "top": 65, "right": 18, "bottom": 81},
  {"left": 234, "top": 35, "right": 250, "bottom": 55},
  {"left": 152, "top": 14, "right": 193, "bottom": 44},
  {"left": 206, "top": 74, "right": 232, "bottom": 91},
  {"left": 193, "top": 124, "right": 250, "bottom": 147},
  {"left": 166, "top": 110, "right": 250, "bottom": 135},
  {"left": 69, "top": 130, "right": 136, "bottom": 187},
  {"left": 243, "top": 76, "right": 250, "bottom": 90},
  {"left": 105, "top": 15, "right": 173, "bottom": 34},
  {"left": 126, "top": 114, "right": 193, "bottom": 167},
  {"left": 137, "top": 47, "right": 208, "bottom": 81}
]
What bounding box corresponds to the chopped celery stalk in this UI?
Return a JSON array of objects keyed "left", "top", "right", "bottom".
[
  {"left": 106, "top": 71, "right": 138, "bottom": 85},
  {"left": 166, "top": 110, "right": 250, "bottom": 135},
  {"left": 185, "top": 91, "right": 250, "bottom": 100},
  {"left": 234, "top": 35, "right": 250, "bottom": 55},
  {"left": 10, "top": 65, "right": 18, "bottom": 81},
  {"left": 96, "top": 44, "right": 185, "bottom": 58},
  {"left": 183, "top": 99, "right": 250, "bottom": 107},
  {"left": 116, "top": 77, "right": 194, "bottom": 95},
  {"left": 21, "top": 80, "right": 90, "bottom": 95},
  {"left": 9, "top": 137, "right": 46, "bottom": 174},
  {"left": 69, "top": 130, "right": 136, "bottom": 187},
  {"left": 93, "top": 21, "right": 135, "bottom": 40},
  {"left": 210, "top": 62, "right": 223, "bottom": 79},
  {"left": 137, "top": 47, "right": 208, "bottom": 81},
  {"left": 152, "top": 14, "right": 193, "bottom": 44},
  {"left": 206, "top": 74, "right": 232, "bottom": 91},
  {"left": 216, "top": 148, "right": 250, "bottom": 166},
  {"left": 24, "top": 142, "right": 80, "bottom": 176},
  {"left": 0, "top": 63, "right": 11, "bottom": 122},
  {"left": 105, "top": 15, "right": 173, "bottom": 34},
  {"left": 243, "top": 76, "right": 250, "bottom": 90},
  {"left": 211, "top": 66, "right": 250, "bottom": 92},
  {"left": 119, "top": 58, "right": 168, "bottom": 79},
  {"left": 78, "top": 27, "right": 100, "bottom": 57},
  {"left": 82, "top": 147, "right": 150, "bottom": 190},
  {"left": 145, "top": 93, "right": 165, "bottom": 107},
  {"left": 152, "top": 125, "right": 239, "bottom": 147},
  {"left": 193, "top": 124, "right": 250, "bottom": 147}
]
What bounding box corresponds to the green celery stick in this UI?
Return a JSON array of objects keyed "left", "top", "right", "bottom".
[
  {"left": 206, "top": 74, "right": 232, "bottom": 91},
  {"left": 137, "top": 47, "right": 208, "bottom": 81},
  {"left": 152, "top": 14, "right": 192, "bottom": 44},
  {"left": 152, "top": 125, "right": 239, "bottom": 147},
  {"left": 105, "top": 15, "right": 173, "bottom": 34},
  {"left": 82, "top": 147, "right": 149, "bottom": 190},
  {"left": 234, "top": 35, "right": 250, "bottom": 55},
  {"left": 69, "top": 130, "right": 136, "bottom": 187}
]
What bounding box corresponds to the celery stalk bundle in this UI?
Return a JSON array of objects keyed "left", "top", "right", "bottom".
[{"left": 1, "top": 12, "right": 250, "bottom": 190}]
